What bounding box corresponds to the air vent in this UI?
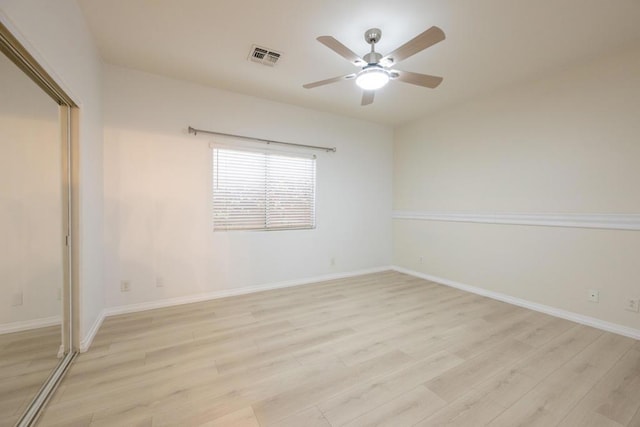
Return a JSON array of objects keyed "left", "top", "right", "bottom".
[{"left": 248, "top": 45, "right": 282, "bottom": 66}]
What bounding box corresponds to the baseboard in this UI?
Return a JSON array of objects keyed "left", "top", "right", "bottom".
[
  {"left": 0, "top": 316, "right": 61, "bottom": 335},
  {"left": 393, "top": 266, "right": 640, "bottom": 340},
  {"left": 80, "top": 266, "right": 392, "bottom": 352},
  {"left": 79, "top": 309, "right": 106, "bottom": 353},
  {"left": 104, "top": 266, "right": 392, "bottom": 318}
]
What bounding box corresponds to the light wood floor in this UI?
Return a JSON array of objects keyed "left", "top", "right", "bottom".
[
  {"left": 38, "top": 271, "right": 640, "bottom": 427},
  {"left": 0, "top": 325, "right": 61, "bottom": 427}
]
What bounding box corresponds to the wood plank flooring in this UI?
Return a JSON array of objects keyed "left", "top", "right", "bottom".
[
  {"left": 37, "top": 271, "right": 640, "bottom": 426},
  {"left": 0, "top": 325, "right": 60, "bottom": 427}
]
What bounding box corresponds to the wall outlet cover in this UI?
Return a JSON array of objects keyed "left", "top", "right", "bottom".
[{"left": 625, "top": 298, "right": 640, "bottom": 313}]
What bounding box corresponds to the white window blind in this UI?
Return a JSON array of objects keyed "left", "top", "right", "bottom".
[{"left": 212, "top": 147, "right": 316, "bottom": 231}]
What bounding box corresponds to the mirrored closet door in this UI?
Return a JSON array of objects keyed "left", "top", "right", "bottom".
[{"left": 1, "top": 21, "right": 77, "bottom": 427}]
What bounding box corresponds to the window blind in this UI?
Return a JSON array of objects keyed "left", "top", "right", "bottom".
[{"left": 212, "top": 147, "right": 316, "bottom": 231}]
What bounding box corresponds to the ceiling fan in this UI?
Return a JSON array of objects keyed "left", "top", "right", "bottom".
[{"left": 303, "top": 26, "right": 445, "bottom": 106}]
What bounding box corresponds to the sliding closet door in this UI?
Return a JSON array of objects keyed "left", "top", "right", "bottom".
[
  {"left": 0, "top": 19, "right": 78, "bottom": 426},
  {"left": 0, "top": 43, "right": 64, "bottom": 427}
]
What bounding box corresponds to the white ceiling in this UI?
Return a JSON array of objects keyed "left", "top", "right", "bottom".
[{"left": 78, "top": 0, "right": 640, "bottom": 126}]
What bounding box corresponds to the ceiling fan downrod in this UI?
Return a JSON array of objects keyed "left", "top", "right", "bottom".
[{"left": 363, "top": 28, "right": 383, "bottom": 65}]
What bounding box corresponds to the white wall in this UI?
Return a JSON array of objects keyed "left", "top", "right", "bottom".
[
  {"left": 0, "top": 0, "right": 104, "bottom": 342},
  {"left": 394, "top": 45, "right": 640, "bottom": 330},
  {"left": 103, "top": 64, "right": 393, "bottom": 308},
  {"left": 0, "top": 54, "right": 62, "bottom": 328}
]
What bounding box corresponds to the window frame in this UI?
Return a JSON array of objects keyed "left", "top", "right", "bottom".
[{"left": 211, "top": 143, "right": 317, "bottom": 232}]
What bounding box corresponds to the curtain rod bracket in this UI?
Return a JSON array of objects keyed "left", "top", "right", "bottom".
[{"left": 187, "top": 126, "right": 336, "bottom": 153}]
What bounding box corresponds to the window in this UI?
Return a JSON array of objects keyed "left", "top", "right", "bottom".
[{"left": 212, "top": 146, "right": 316, "bottom": 231}]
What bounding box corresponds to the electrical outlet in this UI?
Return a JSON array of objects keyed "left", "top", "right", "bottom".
[
  {"left": 156, "top": 277, "right": 164, "bottom": 288},
  {"left": 625, "top": 298, "right": 640, "bottom": 313},
  {"left": 330, "top": 257, "right": 336, "bottom": 266},
  {"left": 419, "top": 256, "right": 424, "bottom": 264},
  {"left": 12, "top": 292, "right": 23, "bottom": 306},
  {"left": 120, "top": 280, "right": 131, "bottom": 292},
  {"left": 587, "top": 289, "right": 599, "bottom": 303}
]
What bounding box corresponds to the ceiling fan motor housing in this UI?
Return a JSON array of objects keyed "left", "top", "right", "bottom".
[{"left": 363, "top": 51, "right": 382, "bottom": 65}]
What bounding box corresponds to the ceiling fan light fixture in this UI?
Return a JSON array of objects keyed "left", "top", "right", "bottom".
[
  {"left": 304, "top": 26, "right": 446, "bottom": 105},
  {"left": 355, "top": 66, "right": 390, "bottom": 90}
]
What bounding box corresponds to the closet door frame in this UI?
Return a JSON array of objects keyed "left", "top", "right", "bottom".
[{"left": 0, "top": 19, "right": 79, "bottom": 427}]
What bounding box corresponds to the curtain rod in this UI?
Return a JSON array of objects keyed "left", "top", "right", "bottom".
[{"left": 188, "top": 126, "right": 336, "bottom": 153}]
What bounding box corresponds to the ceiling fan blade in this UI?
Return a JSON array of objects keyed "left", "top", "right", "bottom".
[
  {"left": 303, "top": 74, "right": 356, "bottom": 89},
  {"left": 361, "top": 90, "right": 375, "bottom": 106},
  {"left": 382, "top": 26, "right": 445, "bottom": 65},
  {"left": 317, "top": 36, "right": 364, "bottom": 65},
  {"left": 394, "top": 70, "right": 443, "bottom": 88}
]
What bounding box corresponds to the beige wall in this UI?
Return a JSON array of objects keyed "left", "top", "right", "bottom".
[
  {"left": 102, "top": 64, "right": 393, "bottom": 309},
  {"left": 393, "top": 45, "right": 640, "bottom": 331}
]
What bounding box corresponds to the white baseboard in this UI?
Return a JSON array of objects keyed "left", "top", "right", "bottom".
[
  {"left": 103, "top": 266, "right": 392, "bottom": 318},
  {"left": 80, "top": 266, "right": 392, "bottom": 352},
  {"left": 393, "top": 266, "right": 640, "bottom": 340},
  {"left": 0, "top": 316, "right": 62, "bottom": 335},
  {"left": 79, "top": 309, "right": 106, "bottom": 353}
]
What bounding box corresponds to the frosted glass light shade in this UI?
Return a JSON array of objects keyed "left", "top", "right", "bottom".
[{"left": 355, "top": 67, "right": 390, "bottom": 90}]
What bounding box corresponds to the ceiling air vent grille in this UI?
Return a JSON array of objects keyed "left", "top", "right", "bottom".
[{"left": 248, "top": 45, "right": 282, "bottom": 66}]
